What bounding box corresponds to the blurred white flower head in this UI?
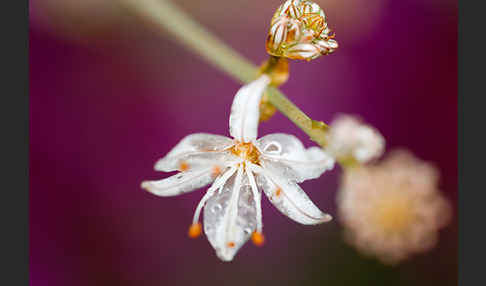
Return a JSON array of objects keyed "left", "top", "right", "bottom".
[
  {"left": 325, "top": 114, "right": 385, "bottom": 164},
  {"left": 142, "top": 75, "right": 334, "bottom": 261},
  {"left": 337, "top": 150, "right": 452, "bottom": 264}
]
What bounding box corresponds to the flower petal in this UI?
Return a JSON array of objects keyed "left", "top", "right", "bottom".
[
  {"left": 141, "top": 166, "right": 215, "bottom": 197},
  {"left": 204, "top": 166, "right": 257, "bottom": 261},
  {"left": 255, "top": 133, "right": 334, "bottom": 182},
  {"left": 316, "top": 38, "right": 338, "bottom": 50},
  {"left": 192, "top": 166, "right": 238, "bottom": 224},
  {"left": 229, "top": 75, "right": 271, "bottom": 142},
  {"left": 251, "top": 164, "right": 332, "bottom": 225},
  {"left": 154, "top": 133, "right": 235, "bottom": 172},
  {"left": 302, "top": 1, "right": 322, "bottom": 15},
  {"left": 277, "top": 0, "right": 302, "bottom": 18},
  {"left": 267, "top": 16, "right": 288, "bottom": 52},
  {"left": 283, "top": 43, "right": 320, "bottom": 60}
]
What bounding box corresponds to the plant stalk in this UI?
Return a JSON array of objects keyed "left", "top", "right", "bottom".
[{"left": 123, "top": 0, "right": 329, "bottom": 147}]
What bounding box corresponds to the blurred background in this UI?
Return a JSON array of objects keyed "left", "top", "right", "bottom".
[{"left": 29, "top": 0, "right": 457, "bottom": 285}]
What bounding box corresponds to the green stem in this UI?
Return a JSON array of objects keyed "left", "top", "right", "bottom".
[{"left": 122, "top": 0, "right": 328, "bottom": 147}]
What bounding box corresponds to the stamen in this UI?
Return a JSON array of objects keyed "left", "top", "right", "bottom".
[
  {"left": 231, "top": 142, "right": 260, "bottom": 165},
  {"left": 188, "top": 223, "right": 202, "bottom": 238},
  {"left": 227, "top": 241, "right": 235, "bottom": 248},
  {"left": 275, "top": 188, "right": 282, "bottom": 197},
  {"left": 246, "top": 164, "right": 263, "bottom": 233},
  {"left": 191, "top": 167, "right": 237, "bottom": 224},
  {"left": 179, "top": 161, "right": 190, "bottom": 171},
  {"left": 251, "top": 232, "right": 265, "bottom": 246}
]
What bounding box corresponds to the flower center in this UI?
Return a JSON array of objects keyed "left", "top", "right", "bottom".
[
  {"left": 372, "top": 194, "right": 415, "bottom": 235},
  {"left": 231, "top": 142, "right": 260, "bottom": 165}
]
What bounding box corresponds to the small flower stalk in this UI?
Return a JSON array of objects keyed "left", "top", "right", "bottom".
[
  {"left": 266, "top": 0, "right": 338, "bottom": 61},
  {"left": 142, "top": 75, "right": 334, "bottom": 261},
  {"left": 257, "top": 56, "right": 290, "bottom": 121},
  {"left": 336, "top": 150, "right": 452, "bottom": 264}
]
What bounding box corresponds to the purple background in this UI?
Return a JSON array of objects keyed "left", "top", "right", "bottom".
[{"left": 30, "top": 0, "right": 457, "bottom": 285}]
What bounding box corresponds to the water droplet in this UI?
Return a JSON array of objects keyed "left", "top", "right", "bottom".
[
  {"left": 264, "top": 142, "right": 282, "bottom": 154},
  {"left": 211, "top": 204, "right": 222, "bottom": 213}
]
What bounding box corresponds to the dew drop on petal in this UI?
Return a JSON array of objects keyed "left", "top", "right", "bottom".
[
  {"left": 264, "top": 141, "right": 282, "bottom": 154},
  {"left": 211, "top": 204, "right": 222, "bottom": 213}
]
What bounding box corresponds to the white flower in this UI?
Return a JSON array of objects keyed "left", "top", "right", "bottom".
[
  {"left": 141, "top": 75, "right": 335, "bottom": 261},
  {"left": 337, "top": 150, "right": 452, "bottom": 264},
  {"left": 325, "top": 114, "right": 385, "bottom": 164}
]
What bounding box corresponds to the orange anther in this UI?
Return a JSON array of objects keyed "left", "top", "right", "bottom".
[
  {"left": 188, "top": 223, "right": 202, "bottom": 238},
  {"left": 179, "top": 161, "right": 190, "bottom": 172},
  {"left": 227, "top": 241, "right": 235, "bottom": 248},
  {"left": 251, "top": 232, "right": 265, "bottom": 246},
  {"left": 275, "top": 188, "right": 282, "bottom": 197}
]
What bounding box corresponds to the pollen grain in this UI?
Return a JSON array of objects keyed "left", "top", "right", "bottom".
[
  {"left": 212, "top": 165, "right": 222, "bottom": 177},
  {"left": 179, "top": 161, "right": 190, "bottom": 171}
]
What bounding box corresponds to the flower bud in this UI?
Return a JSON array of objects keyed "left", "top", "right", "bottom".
[{"left": 266, "top": 0, "right": 338, "bottom": 61}]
